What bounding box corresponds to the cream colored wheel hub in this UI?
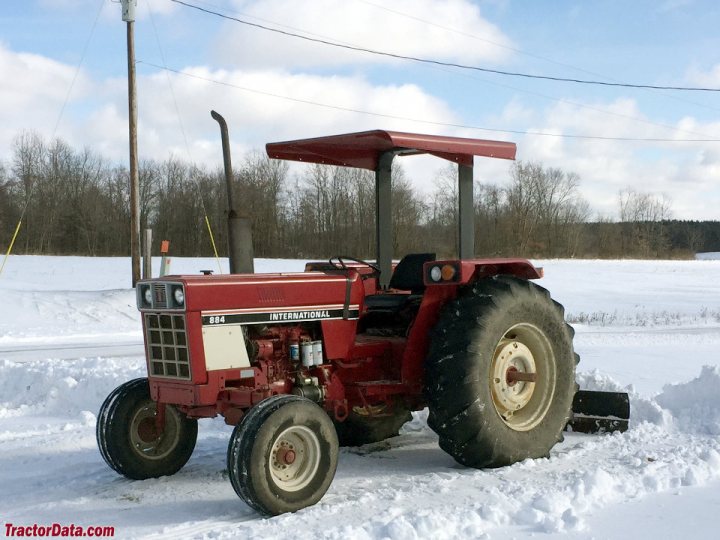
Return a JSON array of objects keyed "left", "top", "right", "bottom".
[
  {"left": 490, "top": 323, "right": 556, "bottom": 431},
  {"left": 269, "top": 426, "right": 321, "bottom": 492},
  {"left": 492, "top": 340, "right": 536, "bottom": 410}
]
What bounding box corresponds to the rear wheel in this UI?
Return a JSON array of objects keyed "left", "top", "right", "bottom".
[
  {"left": 227, "top": 395, "right": 339, "bottom": 516},
  {"left": 424, "top": 276, "right": 576, "bottom": 468},
  {"left": 97, "top": 378, "right": 197, "bottom": 479}
]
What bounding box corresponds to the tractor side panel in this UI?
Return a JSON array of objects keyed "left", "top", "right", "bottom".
[
  {"left": 201, "top": 323, "right": 251, "bottom": 370},
  {"left": 321, "top": 319, "right": 359, "bottom": 360},
  {"left": 401, "top": 286, "right": 457, "bottom": 391}
]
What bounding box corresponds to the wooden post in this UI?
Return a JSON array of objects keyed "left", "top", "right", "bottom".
[
  {"left": 160, "top": 240, "right": 171, "bottom": 277},
  {"left": 122, "top": 1, "right": 141, "bottom": 286},
  {"left": 143, "top": 229, "right": 152, "bottom": 279}
]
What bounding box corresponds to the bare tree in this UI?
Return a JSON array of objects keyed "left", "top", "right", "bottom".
[
  {"left": 0, "top": 131, "right": 701, "bottom": 260},
  {"left": 619, "top": 189, "right": 673, "bottom": 257}
]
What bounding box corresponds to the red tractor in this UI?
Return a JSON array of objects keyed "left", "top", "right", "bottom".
[{"left": 97, "top": 129, "right": 629, "bottom": 516}]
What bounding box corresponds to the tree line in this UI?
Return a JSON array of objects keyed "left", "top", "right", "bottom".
[{"left": 0, "top": 132, "right": 716, "bottom": 260}]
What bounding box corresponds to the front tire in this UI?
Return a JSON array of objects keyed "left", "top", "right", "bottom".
[
  {"left": 227, "top": 395, "right": 339, "bottom": 516},
  {"left": 96, "top": 378, "right": 198, "bottom": 479},
  {"left": 424, "top": 276, "right": 576, "bottom": 468}
]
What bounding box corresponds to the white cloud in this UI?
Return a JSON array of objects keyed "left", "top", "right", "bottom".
[
  {"left": 39, "top": 0, "right": 178, "bottom": 21},
  {"left": 0, "top": 43, "right": 95, "bottom": 150},
  {"left": 499, "top": 98, "right": 720, "bottom": 220},
  {"left": 3, "top": 35, "right": 720, "bottom": 221},
  {"left": 686, "top": 63, "right": 720, "bottom": 87},
  {"left": 0, "top": 42, "right": 460, "bottom": 178},
  {"left": 130, "top": 66, "right": 459, "bottom": 165},
  {"left": 213, "top": 0, "right": 513, "bottom": 69}
]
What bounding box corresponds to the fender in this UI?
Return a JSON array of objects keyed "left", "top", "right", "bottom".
[{"left": 422, "top": 258, "right": 543, "bottom": 287}]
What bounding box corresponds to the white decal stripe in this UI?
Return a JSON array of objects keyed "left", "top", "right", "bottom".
[
  {"left": 202, "top": 304, "right": 360, "bottom": 316},
  {"left": 201, "top": 308, "right": 360, "bottom": 326}
]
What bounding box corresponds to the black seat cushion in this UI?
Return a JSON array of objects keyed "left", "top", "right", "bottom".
[
  {"left": 388, "top": 252, "right": 436, "bottom": 293},
  {"left": 363, "top": 253, "right": 436, "bottom": 314}
]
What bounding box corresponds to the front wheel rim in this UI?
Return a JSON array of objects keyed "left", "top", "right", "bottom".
[
  {"left": 129, "top": 402, "right": 181, "bottom": 460},
  {"left": 268, "top": 425, "right": 321, "bottom": 492},
  {"left": 490, "top": 323, "right": 556, "bottom": 431}
]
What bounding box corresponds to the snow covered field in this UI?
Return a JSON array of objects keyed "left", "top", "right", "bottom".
[{"left": 1, "top": 255, "right": 720, "bottom": 539}]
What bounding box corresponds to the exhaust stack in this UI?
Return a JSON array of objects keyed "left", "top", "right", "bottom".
[{"left": 211, "top": 110, "right": 254, "bottom": 274}]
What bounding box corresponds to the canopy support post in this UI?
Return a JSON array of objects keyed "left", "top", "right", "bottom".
[
  {"left": 458, "top": 162, "right": 474, "bottom": 259},
  {"left": 376, "top": 151, "right": 395, "bottom": 289}
]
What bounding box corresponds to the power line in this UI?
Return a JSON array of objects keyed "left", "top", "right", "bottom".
[
  {"left": 167, "top": 0, "right": 720, "bottom": 139},
  {"left": 352, "top": 0, "right": 720, "bottom": 115},
  {"left": 396, "top": 55, "right": 720, "bottom": 141},
  {"left": 170, "top": 0, "right": 720, "bottom": 93},
  {"left": 136, "top": 61, "right": 720, "bottom": 143},
  {"left": 145, "top": 0, "right": 223, "bottom": 274},
  {"left": 354, "top": 0, "right": 608, "bottom": 78}
]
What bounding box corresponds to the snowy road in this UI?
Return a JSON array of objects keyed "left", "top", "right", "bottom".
[
  {"left": 1, "top": 256, "right": 720, "bottom": 539},
  {"left": 0, "top": 341, "right": 144, "bottom": 362}
]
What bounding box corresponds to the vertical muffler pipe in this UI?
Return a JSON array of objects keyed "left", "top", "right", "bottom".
[{"left": 211, "top": 110, "right": 254, "bottom": 274}]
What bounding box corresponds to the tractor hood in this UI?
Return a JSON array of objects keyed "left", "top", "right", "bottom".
[{"left": 137, "top": 271, "right": 364, "bottom": 316}]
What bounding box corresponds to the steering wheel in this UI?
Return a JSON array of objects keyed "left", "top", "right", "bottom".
[{"left": 329, "top": 256, "right": 381, "bottom": 278}]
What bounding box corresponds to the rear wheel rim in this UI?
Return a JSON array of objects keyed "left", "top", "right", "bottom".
[
  {"left": 269, "top": 425, "right": 321, "bottom": 492},
  {"left": 490, "top": 323, "right": 556, "bottom": 431}
]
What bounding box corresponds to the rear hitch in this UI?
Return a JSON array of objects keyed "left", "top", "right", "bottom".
[{"left": 567, "top": 390, "right": 630, "bottom": 434}]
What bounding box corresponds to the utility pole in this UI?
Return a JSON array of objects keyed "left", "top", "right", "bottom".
[{"left": 122, "top": 0, "right": 141, "bottom": 286}]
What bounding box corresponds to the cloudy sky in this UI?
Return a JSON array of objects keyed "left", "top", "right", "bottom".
[{"left": 3, "top": 0, "right": 720, "bottom": 219}]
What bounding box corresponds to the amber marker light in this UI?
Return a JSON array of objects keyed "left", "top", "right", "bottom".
[{"left": 441, "top": 264, "right": 457, "bottom": 281}]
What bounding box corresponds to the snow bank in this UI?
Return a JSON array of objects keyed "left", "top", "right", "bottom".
[
  {"left": 0, "top": 255, "right": 306, "bottom": 292},
  {"left": 576, "top": 365, "right": 720, "bottom": 435},
  {"left": 0, "top": 357, "right": 145, "bottom": 419},
  {"left": 657, "top": 365, "right": 720, "bottom": 436}
]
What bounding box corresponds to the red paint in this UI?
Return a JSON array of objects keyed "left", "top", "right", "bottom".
[
  {"left": 141, "top": 256, "right": 541, "bottom": 422},
  {"left": 266, "top": 130, "right": 516, "bottom": 170}
]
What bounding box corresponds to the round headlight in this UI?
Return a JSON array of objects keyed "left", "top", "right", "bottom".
[
  {"left": 429, "top": 265, "right": 442, "bottom": 282},
  {"left": 173, "top": 287, "right": 185, "bottom": 306},
  {"left": 143, "top": 287, "right": 152, "bottom": 305}
]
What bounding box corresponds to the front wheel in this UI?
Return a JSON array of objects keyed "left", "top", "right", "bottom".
[
  {"left": 227, "top": 395, "right": 339, "bottom": 516},
  {"left": 96, "top": 378, "right": 198, "bottom": 479},
  {"left": 424, "top": 275, "right": 577, "bottom": 468}
]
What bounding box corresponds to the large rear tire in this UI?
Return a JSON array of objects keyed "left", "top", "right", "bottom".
[
  {"left": 97, "top": 378, "right": 197, "bottom": 479},
  {"left": 227, "top": 395, "right": 339, "bottom": 516},
  {"left": 424, "top": 275, "right": 577, "bottom": 468}
]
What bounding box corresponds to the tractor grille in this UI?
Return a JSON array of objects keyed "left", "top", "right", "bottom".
[
  {"left": 152, "top": 283, "right": 168, "bottom": 309},
  {"left": 144, "top": 313, "right": 191, "bottom": 380}
]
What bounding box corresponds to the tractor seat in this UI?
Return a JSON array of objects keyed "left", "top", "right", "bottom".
[{"left": 363, "top": 253, "right": 436, "bottom": 312}]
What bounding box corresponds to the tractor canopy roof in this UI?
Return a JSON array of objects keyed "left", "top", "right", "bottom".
[{"left": 266, "top": 130, "right": 516, "bottom": 170}]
